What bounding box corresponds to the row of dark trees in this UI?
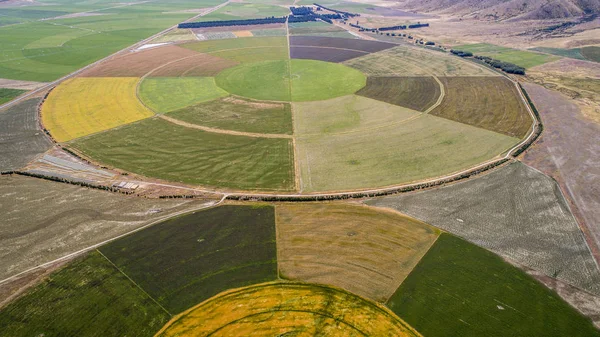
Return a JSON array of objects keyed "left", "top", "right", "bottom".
[
  {"left": 512, "top": 84, "right": 543, "bottom": 157},
  {"left": 289, "top": 6, "right": 313, "bottom": 15},
  {"left": 0, "top": 171, "right": 134, "bottom": 195},
  {"left": 178, "top": 16, "right": 286, "bottom": 28},
  {"left": 451, "top": 49, "right": 526, "bottom": 75}
]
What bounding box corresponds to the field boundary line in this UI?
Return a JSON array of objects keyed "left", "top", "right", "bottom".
[
  {"left": 158, "top": 114, "right": 293, "bottom": 138},
  {"left": 285, "top": 17, "right": 301, "bottom": 192},
  {"left": 96, "top": 249, "right": 172, "bottom": 316},
  {"left": 0, "top": 0, "right": 230, "bottom": 113},
  {"left": 0, "top": 194, "right": 228, "bottom": 286},
  {"left": 423, "top": 76, "right": 445, "bottom": 114}
]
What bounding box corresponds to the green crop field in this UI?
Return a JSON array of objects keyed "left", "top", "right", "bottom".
[
  {"left": 295, "top": 103, "right": 518, "bottom": 192},
  {"left": 581, "top": 46, "right": 600, "bottom": 62},
  {"left": 386, "top": 234, "right": 600, "bottom": 337},
  {"left": 99, "top": 205, "right": 278, "bottom": 314},
  {"left": 356, "top": 77, "right": 441, "bottom": 112},
  {"left": 139, "top": 77, "right": 228, "bottom": 113},
  {"left": 168, "top": 97, "right": 293, "bottom": 135},
  {"left": 289, "top": 21, "right": 356, "bottom": 39},
  {"left": 345, "top": 46, "right": 498, "bottom": 76},
  {"left": 0, "top": 0, "right": 214, "bottom": 82},
  {"left": 0, "top": 88, "right": 26, "bottom": 105},
  {"left": 529, "top": 47, "right": 587, "bottom": 60},
  {"left": 200, "top": 2, "right": 290, "bottom": 19},
  {"left": 454, "top": 43, "right": 560, "bottom": 68},
  {"left": 215, "top": 59, "right": 366, "bottom": 102},
  {"left": 431, "top": 77, "right": 532, "bottom": 138},
  {"left": 182, "top": 36, "right": 288, "bottom": 63},
  {"left": 0, "top": 252, "right": 170, "bottom": 337},
  {"left": 70, "top": 118, "right": 295, "bottom": 191}
]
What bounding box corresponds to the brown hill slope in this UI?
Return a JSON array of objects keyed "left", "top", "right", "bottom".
[{"left": 395, "top": 0, "right": 599, "bottom": 20}]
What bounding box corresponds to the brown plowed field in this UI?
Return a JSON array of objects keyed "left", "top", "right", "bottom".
[
  {"left": 431, "top": 76, "right": 531, "bottom": 138},
  {"left": 357, "top": 76, "right": 441, "bottom": 112},
  {"left": 290, "top": 46, "right": 368, "bottom": 63},
  {"left": 289, "top": 36, "right": 395, "bottom": 53},
  {"left": 78, "top": 45, "right": 201, "bottom": 77},
  {"left": 147, "top": 53, "right": 238, "bottom": 77},
  {"left": 276, "top": 203, "right": 439, "bottom": 303}
]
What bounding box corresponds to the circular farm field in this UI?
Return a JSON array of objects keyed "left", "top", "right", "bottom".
[{"left": 41, "top": 36, "right": 533, "bottom": 194}]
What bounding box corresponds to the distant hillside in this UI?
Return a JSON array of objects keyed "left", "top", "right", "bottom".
[{"left": 394, "top": 0, "right": 599, "bottom": 21}]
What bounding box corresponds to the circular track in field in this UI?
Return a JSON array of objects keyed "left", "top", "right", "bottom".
[{"left": 155, "top": 282, "right": 419, "bottom": 337}]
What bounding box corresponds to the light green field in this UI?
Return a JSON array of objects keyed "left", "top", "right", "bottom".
[
  {"left": 295, "top": 99, "right": 519, "bottom": 192},
  {"left": 215, "top": 59, "right": 366, "bottom": 102},
  {"left": 168, "top": 97, "right": 293, "bottom": 135},
  {"left": 345, "top": 46, "right": 498, "bottom": 76},
  {"left": 151, "top": 28, "right": 197, "bottom": 43},
  {"left": 201, "top": 2, "right": 290, "bottom": 19},
  {"left": 454, "top": 43, "right": 560, "bottom": 69},
  {"left": 70, "top": 118, "right": 295, "bottom": 191},
  {"left": 216, "top": 60, "right": 291, "bottom": 101},
  {"left": 182, "top": 36, "right": 288, "bottom": 63},
  {"left": 139, "top": 77, "right": 228, "bottom": 113},
  {"left": 0, "top": 1, "right": 206, "bottom": 81}
]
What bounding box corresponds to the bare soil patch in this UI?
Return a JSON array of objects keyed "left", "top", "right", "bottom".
[
  {"left": 290, "top": 46, "right": 368, "bottom": 63},
  {"left": 290, "top": 35, "right": 396, "bottom": 53},
  {"left": 357, "top": 76, "right": 441, "bottom": 112},
  {"left": 0, "top": 78, "right": 46, "bottom": 90},
  {"left": 276, "top": 203, "right": 439, "bottom": 302},
  {"left": 521, "top": 83, "right": 600, "bottom": 266},
  {"left": 148, "top": 53, "right": 238, "bottom": 77},
  {"left": 79, "top": 45, "right": 201, "bottom": 77}
]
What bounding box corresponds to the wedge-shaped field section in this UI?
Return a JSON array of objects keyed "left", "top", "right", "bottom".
[
  {"left": 139, "top": 77, "right": 228, "bottom": 113},
  {"left": 182, "top": 36, "right": 288, "bottom": 63},
  {"left": 147, "top": 53, "right": 238, "bottom": 77},
  {"left": 276, "top": 203, "right": 439, "bottom": 302},
  {"left": 70, "top": 118, "right": 295, "bottom": 191},
  {"left": 99, "top": 205, "right": 278, "bottom": 314},
  {"left": 42, "top": 77, "right": 154, "bottom": 142},
  {"left": 79, "top": 45, "right": 202, "bottom": 77},
  {"left": 289, "top": 35, "right": 395, "bottom": 63},
  {"left": 431, "top": 77, "right": 532, "bottom": 138},
  {"left": 368, "top": 161, "right": 600, "bottom": 294},
  {"left": 294, "top": 95, "right": 518, "bottom": 192},
  {"left": 356, "top": 76, "right": 441, "bottom": 112},
  {"left": 167, "top": 97, "right": 293, "bottom": 135},
  {"left": 0, "top": 252, "right": 170, "bottom": 337},
  {"left": 215, "top": 59, "right": 366, "bottom": 102},
  {"left": 344, "top": 46, "right": 499, "bottom": 76},
  {"left": 0, "top": 98, "right": 52, "bottom": 171},
  {"left": 385, "top": 234, "right": 600, "bottom": 337},
  {"left": 156, "top": 282, "right": 422, "bottom": 337}
]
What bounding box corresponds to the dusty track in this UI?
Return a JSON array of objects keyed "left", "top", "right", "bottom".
[{"left": 159, "top": 115, "right": 292, "bottom": 139}]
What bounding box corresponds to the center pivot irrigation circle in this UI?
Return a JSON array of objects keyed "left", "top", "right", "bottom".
[{"left": 214, "top": 59, "right": 366, "bottom": 102}]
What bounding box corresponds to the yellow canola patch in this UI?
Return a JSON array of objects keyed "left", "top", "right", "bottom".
[
  {"left": 155, "top": 282, "right": 422, "bottom": 337},
  {"left": 42, "top": 77, "right": 154, "bottom": 142},
  {"left": 233, "top": 30, "right": 253, "bottom": 37}
]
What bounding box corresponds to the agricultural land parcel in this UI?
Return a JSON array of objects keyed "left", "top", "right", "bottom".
[
  {"left": 294, "top": 96, "right": 518, "bottom": 192},
  {"left": 42, "top": 77, "right": 154, "bottom": 142},
  {"left": 197, "top": 2, "right": 290, "bottom": 21},
  {"left": 367, "top": 161, "right": 600, "bottom": 295},
  {"left": 276, "top": 203, "right": 439, "bottom": 302},
  {"left": 356, "top": 77, "right": 441, "bottom": 112},
  {"left": 344, "top": 46, "right": 499, "bottom": 76},
  {"left": 386, "top": 234, "right": 600, "bottom": 337},
  {"left": 431, "top": 77, "right": 532, "bottom": 138},
  {"left": 0, "top": 252, "right": 170, "bottom": 337},
  {"left": 0, "top": 175, "right": 213, "bottom": 281},
  {"left": 168, "top": 97, "right": 293, "bottom": 135},
  {"left": 182, "top": 36, "right": 288, "bottom": 63},
  {"left": 520, "top": 83, "right": 600, "bottom": 264},
  {"left": 99, "top": 205, "right": 278, "bottom": 314},
  {"left": 139, "top": 77, "right": 228, "bottom": 113},
  {"left": 0, "top": 98, "right": 52, "bottom": 171},
  {"left": 0, "top": 0, "right": 224, "bottom": 82},
  {"left": 146, "top": 52, "right": 238, "bottom": 77},
  {"left": 157, "top": 282, "right": 421, "bottom": 337},
  {"left": 453, "top": 43, "right": 560, "bottom": 68},
  {"left": 0, "top": 88, "right": 26, "bottom": 105},
  {"left": 288, "top": 21, "right": 357, "bottom": 39},
  {"left": 70, "top": 118, "right": 295, "bottom": 191}
]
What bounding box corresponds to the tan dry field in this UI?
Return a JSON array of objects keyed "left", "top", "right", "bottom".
[
  {"left": 147, "top": 53, "right": 238, "bottom": 77},
  {"left": 78, "top": 45, "right": 201, "bottom": 77},
  {"left": 156, "top": 282, "right": 422, "bottom": 337},
  {"left": 276, "top": 203, "right": 440, "bottom": 302},
  {"left": 0, "top": 78, "right": 46, "bottom": 90},
  {"left": 0, "top": 175, "right": 217, "bottom": 281},
  {"left": 520, "top": 83, "right": 600, "bottom": 265},
  {"left": 233, "top": 30, "right": 253, "bottom": 37}
]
